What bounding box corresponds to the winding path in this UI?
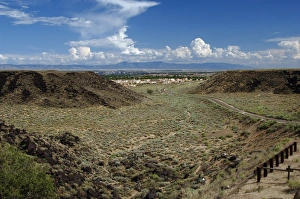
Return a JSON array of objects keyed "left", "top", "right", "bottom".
[{"left": 206, "top": 98, "right": 300, "bottom": 124}]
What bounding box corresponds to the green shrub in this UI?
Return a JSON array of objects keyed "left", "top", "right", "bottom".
[
  {"left": 280, "top": 137, "right": 291, "bottom": 145},
  {"left": 284, "top": 123, "right": 300, "bottom": 133},
  {"left": 273, "top": 143, "right": 282, "bottom": 152},
  {"left": 151, "top": 173, "right": 161, "bottom": 181},
  {"left": 288, "top": 180, "right": 300, "bottom": 190},
  {"left": 291, "top": 112, "right": 300, "bottom": 121},
  {"left": 257, "top": 120, "right": 277, "bottom": 130},
  {"left": 219, "top": 136, "right": 226, "bottom": 140},
  {"left": 147, "top": 89, "right": 154, "bottom": 94},
  {"left": 231, "top": 125, "right": 238, "bottom": 133},
  {"left": 266, "top": 123, "right": 281, "bottom": 133},
  {"left": 240, "top": 131, "right": 250, "bottom": 138},
  {"left": 0, "top": 143, "right": 57, "bottom": 199}
]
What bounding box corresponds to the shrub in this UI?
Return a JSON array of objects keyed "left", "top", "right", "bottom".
[
  {"left": 151, "top": 173, "right": 161, "bottom": 181},
  {"left": 273, "top": 143, "right": 282, "bottom": 152},
  {"left": 219, "top": 136, "right": 226, "bottom": 140},
  {"left": 231, "top": 125, "right": 238, "bottom": 133},
  {"left": 0, "top": 143, "right": 57, "bottom": 199},
  {"left": 266, "top": 124, "right": 281, "bottom": 133},
  {"left": 147, "top": 89, "right": 154, "bottom": 94},
  {"left": 240, "top": 131, "right": 250, "bottom": 138},
  {"left": 288, "top": 180, "right": 300, "bottom": 190},
  {"left": 245, "top": 185, "right": 264, "bottom": 193},
  {"left": 257, "top": 120, "right": 277, "bottom": 130},
  {"left": 284, "top": 123, "right": 300, "bottom": 133}
]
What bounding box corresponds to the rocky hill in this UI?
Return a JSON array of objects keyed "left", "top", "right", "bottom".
[
  {"left": 0, "top": 120, "right": 117, "bottom": 198},
  {"left": 193, "top": 69, "right": 300, "bottom": 94},
  {"left": 0, "top": 71, "right": 145, "bottom": 108}
]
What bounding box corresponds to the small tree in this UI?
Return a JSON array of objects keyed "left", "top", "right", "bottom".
[{"left": 0, "top": 143, "right": 57, "bottom": 199}]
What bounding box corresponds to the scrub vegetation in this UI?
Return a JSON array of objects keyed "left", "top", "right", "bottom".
[
  {"left": 0, "top": 69, "right": 299, "bottom": 198},
  {"left": 0, "top": 143, "right": 57, "bottom": 199}
]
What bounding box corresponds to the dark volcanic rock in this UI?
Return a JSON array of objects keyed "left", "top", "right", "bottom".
[
  {"left": 57, "top": 132, "right": 80, "bottom": 147},
  {"left": 144, "top": 190, "right": 157, "bottom": 199},
  {"left": 20, "top": 136, "right": 37, "bottom": 154},
  {"left": 0, "top": 120, "right": 113, "bottom": 199}
]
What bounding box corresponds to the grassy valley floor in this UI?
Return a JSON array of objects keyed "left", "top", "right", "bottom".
[{"left": 0, "top": 81, "right": 299, "bottom": 198}]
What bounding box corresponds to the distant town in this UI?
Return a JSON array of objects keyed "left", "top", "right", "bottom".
[
  {"left": 113, "top": 77, "right": 204, "bottom": 87},
  {"left": 94, "top": 70, "right": 214, "bottom": 87},
  {"left": 94, "top": 71, "right": 213, "bottom": 87}
]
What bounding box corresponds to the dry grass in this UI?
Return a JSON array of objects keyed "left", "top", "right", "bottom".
[
  {"left": 204, "top": 92, "right": 300, "bottom": 121},
  {"left": 0, "top": 81, "right": 299, "bottom": 198},
  {"left": 0, "top": 82, "right": 234, "bottom": 162}
]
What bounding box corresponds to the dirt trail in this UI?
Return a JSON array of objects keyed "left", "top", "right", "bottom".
[
  {"left": 226, "top": 142, "right": 300, "bottom": 199},
  {"left": 207, "top": 98, "right": 300, "bottom": 124}
]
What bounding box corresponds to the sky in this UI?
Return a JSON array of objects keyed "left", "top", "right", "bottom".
[{"left": 0, "top": 0, "right": 300, "bottom": 68}]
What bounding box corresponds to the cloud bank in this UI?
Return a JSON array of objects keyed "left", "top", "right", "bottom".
[{"left": 2, "top": 26, "right": 300, "bottom": 68}]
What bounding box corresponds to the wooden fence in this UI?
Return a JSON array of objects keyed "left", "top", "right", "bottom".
[{"left": 255, "top": 141, "right": 298, "bottom": 182}]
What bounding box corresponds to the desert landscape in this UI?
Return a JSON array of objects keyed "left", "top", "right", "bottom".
[{"left": 0, "top": 69, "right": 300, "bottom": 199}]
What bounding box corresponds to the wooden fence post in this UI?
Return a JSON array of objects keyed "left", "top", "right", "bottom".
[
  {"left": 290, "top": 145, "right": 293, "bottom": 156},
  {"left": 257, "top": 167, "right": 261, "bottom": 182},
  {"left": 287, "top": 165, "right": 293, "bottom": 180},
  {"left": 269, "top": 158, "right": 274, "bottom": 172},
  {"left": 281, "top": 151, "right": 284, "bottom": 163},
  {"left": 255, "top": 141, "right": 298, "bottom": 183},
  {"left": 263, "top": 163, "right": 268, "bottom": 177},
  {"left": 275, "top": 154, "right": 279, "bottom": 167}
]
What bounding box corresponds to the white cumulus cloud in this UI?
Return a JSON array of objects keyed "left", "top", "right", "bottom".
[
  {"left": 164, "top": 46, "right": 192, "bottom": 60},
  {"left": 189, "top": 38, "right": 252, "bottom": 60},
  {"left": 68, "top": 46, "right": 93, "bottom": 60},
  {"left": 94, "top": 52, "right": 106, "bottom": 59},
  {"left": 77, "top": 46, "right": 92, "bottom": 58},
  {"left": 266, "top": 37, "right": 300, "bottom": 60},
  {"left": 107, "top": 27, "right": 144, "bottom": 55},
  {"left": 0, "top": 54, "right": 8, "bottom": 60},
  {"left": 278, "top": 40, "right": 300, "bottom": 59},
  {"left": 68, "top": 46, "right": 113, "bottom": 62},
  {"left": 68, "top": 26, "right": 144, "bottom": 55},
  {"left": 174, "top": 47, "right": 192, "bottom": 59},
  {"left": 190, "top": 38, "right": 213, "bottom": 57},
  {"left": 224, "top": 46, "right": 249, "bottom": 59}
]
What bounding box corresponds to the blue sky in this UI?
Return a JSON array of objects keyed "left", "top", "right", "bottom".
[{"left": 0, "top": 0, "right": 300, "bottom": 68}]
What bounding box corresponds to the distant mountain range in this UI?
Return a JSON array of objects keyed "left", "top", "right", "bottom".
[{"left": 0, "top": 61, "right": 253, "bottom": 71}]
